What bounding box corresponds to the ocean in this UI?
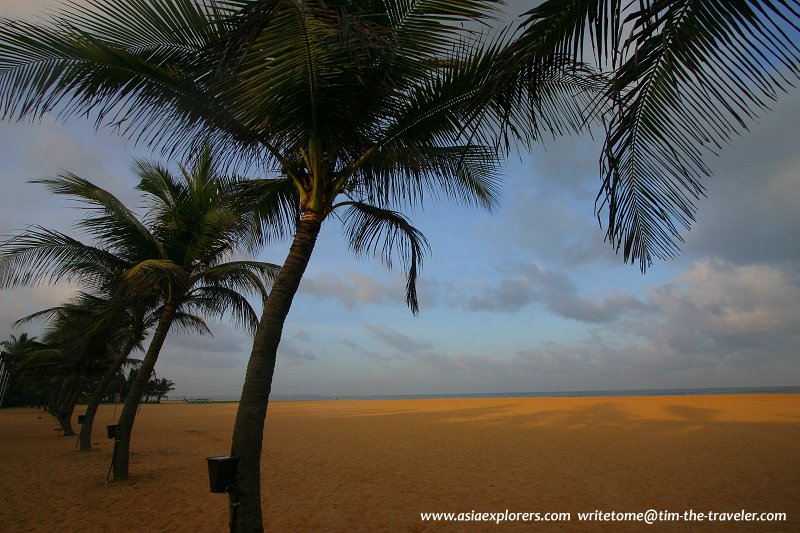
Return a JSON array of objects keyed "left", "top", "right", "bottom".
[{"left": 174, "top": 385, "right": 800, "bottom": 403}]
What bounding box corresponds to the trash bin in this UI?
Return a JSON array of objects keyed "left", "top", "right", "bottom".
[
  {"left": 77, "top": 414, "right": 86, "bottom": 424},
  {"left": 106, "top": 424, "right": 119, "bottom": 439},
  {"left": 207, "top": 456, "right": 239, "bottom": 493}
]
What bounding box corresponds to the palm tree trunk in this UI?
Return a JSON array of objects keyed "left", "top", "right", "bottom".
[
  {"left": 230, "top": 211, "right": 323, "bottom": 532},
  {"left": 112, "top": 304, "right": 176, "bottom": 480},
  {"left": 48, "top": 379, "right": 64, "bottom": 415},
  {"left": 60, "top": 380, "right": 84, "bottom": 436},
  {"left": 80, "top": 340, "right": 137, "bottom": 451}
]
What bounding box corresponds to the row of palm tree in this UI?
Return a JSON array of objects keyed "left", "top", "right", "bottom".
[
  {"left": 9, "top": 294, "right": 142, "bottom": 437},
  {"left": 1, "top": 1, "right": 797, "bottom": 531},
  {"left": 1, "top": 326, "right": 172, "bottom": 429},
  {"left": 0, "top": 333, "right": 46, "bottom": 408},
  {"left": 0, "top": 146, "right": 279, "bottom": 472}
]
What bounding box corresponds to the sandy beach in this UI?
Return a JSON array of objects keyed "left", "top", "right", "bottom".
[{"left": 0, "top": 394, "right": 798, "bottom": 532}]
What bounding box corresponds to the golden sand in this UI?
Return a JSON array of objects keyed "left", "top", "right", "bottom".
[{"left": 0, "top": 395, "right": 798, "bottom": 532}]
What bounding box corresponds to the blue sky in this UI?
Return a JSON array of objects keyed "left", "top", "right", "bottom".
[{"left": 1, "top": 1, "right": 799, "bottom": 398}]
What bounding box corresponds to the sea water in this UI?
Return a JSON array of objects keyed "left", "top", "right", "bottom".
[{"left": 174, "top": 385, "right": 800, "bottom": 403}]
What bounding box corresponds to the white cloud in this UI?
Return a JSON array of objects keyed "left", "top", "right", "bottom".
[{"left": 643, "top": 260, "right": 800, "bottom": 355}]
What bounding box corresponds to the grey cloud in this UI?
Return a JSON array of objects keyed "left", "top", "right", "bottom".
[
  {"left": 477, "top": 133, "right": 618, "bottom": 267},
  {"left": 168, "top": 326, "right": 246, "bottom": 354},
  {"left": 467, "top": 262, "right": 648, "bottom": 322},
  {"left": 482, "top": 186, "right": 613, "bottom": 268},
  {"left": 339, "top": 338, "right": 395, "bottom": 363},
  {"left": 466, "top": 276, "right": 537, "bottom": 312},
  {"left": 159, "top": 325, "right": 249, "bottom": 369},
  {"left": 2, "top": 1, "right": 68, "bottom": 20},
  {"left": 299, "top": 271, "right": 404, "bottom": 309},
  {"left": 641, "top": 260, "right": 800, "bottom": 357},
  {"left": 414, "top": 351, "right": 507, "bottom": 375},
  {"left": 158, "top": 349, "right": 241, "bottom": 370},
  {"left": 0, "top": 284, "right": 81, "bottom": 341},
  {"left": 293, "top": 329, "right": 311, "bottom": 341},
  {"left": 278, "top": 341, "right": 316, "bottom": 366},
  {"left": 363, "top": 323, "right": 432, "bottom": 353},
  {"left": 438, "top": 259, "right": 800, "bottom": 388}
]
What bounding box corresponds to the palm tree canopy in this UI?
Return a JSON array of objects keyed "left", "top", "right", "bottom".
[
  {"left": 0, "top": 0, "right": 597, "bottom": 310},
  {"left": 1, "top": 332, "right": 44, "bottom": 360},
  {"left": 0, "top": 145, "right": 279, "bottom": 334},
  {"left": 505, "top": 0, "right": 800, "bottom": 269}
]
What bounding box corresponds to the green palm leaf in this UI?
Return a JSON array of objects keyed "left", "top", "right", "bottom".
[
  {"left": 338, "top": 201, "right": 430, "bottom": 314},
  {"left": 187, "top": 284, "right": 261, "bottom": 334},
  {"left": 0, "top": 226, "right": 127, "bottom": 289},
  {"left": 33, "top": 172, "right": 164, "bottom": 258},
  {"left": 514, "top": 0, "right": 800, "bottom": 270}
]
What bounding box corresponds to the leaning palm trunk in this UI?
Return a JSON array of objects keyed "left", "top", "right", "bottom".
[
  {"left": 112, "top": 305, "right": 176, "bottom": 479},
  {"left": 59, "top": 380, "right": 84, "bottom": 436},
  {"left": 80, "top": 339, "right": 137, "bottom": 451},
  {"left": 47, "top": 379, "right": 65, "bottom": 416},
  {"left": 229, "top": 212, "right": 323, "bottom": 532}
]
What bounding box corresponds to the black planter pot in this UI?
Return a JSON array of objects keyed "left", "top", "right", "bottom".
[
  {"left": 77, "top": 415, "right": 85, "bottom": 424},
  {"left": 106, "top": 424, "right": 119, "bottom": 439},
  {"left": 207, "top": 456, "right": 239, "bottom": 493}
]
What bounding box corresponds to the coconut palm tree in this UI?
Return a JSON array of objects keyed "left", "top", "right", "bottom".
[
  {"left": 0, "top": 333, "right": 46, "bottom": 407},
  {"left": 16, "top": 291, "right": 204, "bottom": 451},
  {"left": 3, "top": 309, "right": 112, "bottom": 434},
  {"left": 14, "top": 294, "right": 124, "bottom": 434},
  {"left": 0, "top": 145, "right": 279, "bottom": 478},
  {"left": 0, "top": 1, "right": 596, "bottom": 529},
  {"left": 499, "top": 0, "right": 800, "bottom": 270},
  {"left": 148, "top": 377, "right": 176, "bottom": 403}
]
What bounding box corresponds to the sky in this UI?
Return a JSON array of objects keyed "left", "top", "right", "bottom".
[{"left": 1, "top": 1, "right": 799, "bottom": 398}]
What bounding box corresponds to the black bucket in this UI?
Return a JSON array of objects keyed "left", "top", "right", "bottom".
[
  {"left": 77, "top": 414, "right": 86, "bottom": 424},
  {"left": 207, "top": 456, "right": 239, "bottom": 493},
  {"left": 106, "top": 424, "right": 119, "bottom": 439}
]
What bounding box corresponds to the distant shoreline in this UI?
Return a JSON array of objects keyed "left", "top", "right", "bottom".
[{"left": 166, "top": 385, "right": 800, "bottom": 403}]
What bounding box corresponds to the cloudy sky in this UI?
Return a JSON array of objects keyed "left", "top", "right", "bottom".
[{"left": 1, "top": 1, "right": 798, "bottom": 398}]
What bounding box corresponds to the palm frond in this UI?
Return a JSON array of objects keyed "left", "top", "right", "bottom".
[
  {"left": 186, "top": 284, "right": 260, "bottom": 334},
  {"left": 337, "top": 201, "right": 430, "bottom": 314},
  {"left": 231, "top": 177, "right": 302, "bottom": 247},
  {"left": 170, "top": 310, "right": 212, "bottom": 336},
  {"left": 0, "top": 0, "right": 227, "bottom": 154},
  {"left": 515, "top": 0, "right": 800, "bottom": 270},
  {"left": 0, "top": 226, "right": 127, "bottom": 289},
  {"left": 196, "top": 260, "right": 280, "bottom": 303},
  {"left": 121, "top": 258, "right": 188, "bottom": 293},
  {"left": 33, "top": 173, "right": 164, "bottom": 257},
  {"left": 384, "top": 0, "right": 502, "bottom": 62},
  {"left": 352, "top": 144, "right": 503, "bottom": 211}
]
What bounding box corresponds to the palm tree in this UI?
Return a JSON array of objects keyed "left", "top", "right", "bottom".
[
  {"left": 14, "top": 294, "right": 126, "bottom": 435},
  {"left": 499, "top": 0, "right": 800, "bottom": 270},
  {"left": 15, "top": 291, "right": 202, "bottom": 451},
  {"left": 0, "top": 146, "right": 278, "bottom": 479},
  {"left": 3, "top": 310, "right": 113, "bottom": 435},
  {"left": 0, "top": 1, "right": 595, "bottom": 529},
  {"left": 0, "top": 333, "right": 45, "bottom": 407},
  {"left": 148, "top": 377, "right": 176, "bottom": 403}
]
